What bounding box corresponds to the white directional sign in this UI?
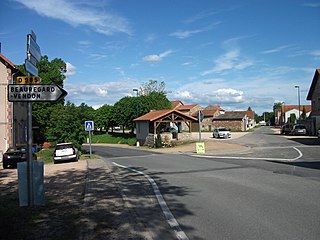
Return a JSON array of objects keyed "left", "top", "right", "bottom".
[
  {"left": 85, "top": 121, "right": 94, "bottom": 131},
  {"left": 8, "top": 84, "right": 67, "bottom": 102}
]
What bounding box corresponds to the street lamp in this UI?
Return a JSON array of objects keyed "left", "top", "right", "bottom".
[
  {"left": 294, "top": 85, "right": 300, "bottom": 120},
  {"left": 133, "top": 89, "right": 139, "bottom": 118}
]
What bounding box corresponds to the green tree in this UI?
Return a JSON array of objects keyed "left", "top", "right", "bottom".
[
  {"left": 30, "top": 56, "right": 67, "bottom": 143},
  {"left": 45, "top": 102, "right": 90, "bottom": 149},
  {"left": 301, "top": 106, "right": 307, "bottom": 120},
  {"left": 139, "top": 92, "right": 171, "bottom": 116},
  {"left": 95, "top": 104, "right": 114, "bottom": 132},
  {"left": 288, "top": 113, "right": 297, "bottom": 124},
  {"left": 112, "top": 96, "right": 136, "bottom": 132}
]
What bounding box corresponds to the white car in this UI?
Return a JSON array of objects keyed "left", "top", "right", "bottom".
[
  {"left": 53, "top": 143, "right": 79, "bottom": 164},
  {"left": 213, "top": 128, "right": 231, "bottom": 138}
]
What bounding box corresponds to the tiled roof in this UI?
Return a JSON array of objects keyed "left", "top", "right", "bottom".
[
  {"left": 171, "top": 100, "right": 184, "bottom": 109},
  {"left": 246, "top": 110, "right": 255, "bottom": 119},
  {"left": 205, "top": 104, "right": 224, "bottom": 111},
  {"left": 307, "top": 69, "right": 320, "bottom": 100},
  {"left": 213, "top": 111, "right": 246, "bottom": 120},
  {"left": 0, "top": 53, "right": 15, "bottom": 69},
  {"left": 176, "top": 104, "right": 198, "bottom": 111},
  {"left": 192, "top": 109, "right": 218, "bottom": 117},
  {"left": 282, "top": 105, "right": 312, "bottom": 112},
  {"left": 134, "top": 109, "right": 198, "bottom": 122}
]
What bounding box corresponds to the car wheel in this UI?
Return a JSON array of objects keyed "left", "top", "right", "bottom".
[{"left": 54, "top": 160, "right": 57, "bottom": 164}]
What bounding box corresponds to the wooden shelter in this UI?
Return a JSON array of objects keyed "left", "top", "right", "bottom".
[{"left": 134, "top": 109, "right": 198, "bottom": 146}]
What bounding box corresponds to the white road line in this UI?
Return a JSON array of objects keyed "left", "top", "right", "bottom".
[
  {"left": 112, "top": 162, "right": 189, "bottom": 240},
  {"left": 292, "top": 147, "right": 303, "bottom": 161},
  {"left": 192, "top": 146, "right": 303, "bottom": 162}
]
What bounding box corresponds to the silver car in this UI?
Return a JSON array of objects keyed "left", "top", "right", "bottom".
[
  {"left": 291, "top": 124, "right": 307, "bottom": 135},
  {"left": 213, "top": 128, "right": 231, "bottom": 138}
]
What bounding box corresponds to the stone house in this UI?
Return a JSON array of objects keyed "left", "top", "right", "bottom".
[
  {"left": 175, "top": 104, "right": 203, "bottom": 131},
  {"left": 205, "top": 104, "right": 225, "bottom": 115},
  {"left": 192, "top": 109, "right": 221, "bottom": 131},
  {"left": 306, "top": 68, "right": 320, "bottom": 135},
  {"left": 212, "top": 111, "right": 254, "bottom": 131}
]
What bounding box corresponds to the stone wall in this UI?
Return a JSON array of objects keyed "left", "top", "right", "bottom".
[{"left": 212, "top": 120, "right": 245, "bottom": 131}]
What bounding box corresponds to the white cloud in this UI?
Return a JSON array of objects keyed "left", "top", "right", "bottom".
[
  {"left": 14, "top": 0, "right": 132, "bottom": 35},
  {"left": 310, "top": 50, "right": 320, "bottom": 59},
  {"left": 215, "top": 88, "right": 244, "bottom": 102},
  {"left": 260, "top": 45, "right": 292, "bottom": 54},
  {"left": 143, "top": 50, "right": 173, "bottom": 62},
  {"left": 170, "top": 22, "right": 221, "bottom": 39},
  {"left": 201, "top": 38, "right": 254, "bottom": 75},
  {"left": 303, "top": 3, "right": 320, "bottom": 7},
  {"left": 65, "top": 62, "right": 76, "bottom": 77}
]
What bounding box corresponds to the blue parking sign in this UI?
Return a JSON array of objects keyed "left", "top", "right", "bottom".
[{"left": 85, "top": 121, "right": 94, "bottom": 131}]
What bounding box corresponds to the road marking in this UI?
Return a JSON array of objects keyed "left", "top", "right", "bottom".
[
  {"left": 192, "top": 146, "right": 303, "bottom": 162},
  {"left": 112, "top": 162, "right": 189, "bottom": 240}
]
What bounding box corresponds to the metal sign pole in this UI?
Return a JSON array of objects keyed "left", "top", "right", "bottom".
[
  {"left": 27, "top": 99, "right": 33, "bottom": 206},
  {"left": 89, "top": 130, "right": 92, "bottom": 160},
  {"left": 198, "top": 111, "right": 202, "bottom": 141}
]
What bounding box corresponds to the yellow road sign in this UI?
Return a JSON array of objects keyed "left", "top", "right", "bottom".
[
  {"left": 196, "top": 142, "right": 205, "bottom": 154},
  {"left": 16, "top": 76, "right": 41, "bottom": 84}
]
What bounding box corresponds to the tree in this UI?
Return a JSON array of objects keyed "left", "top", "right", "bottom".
[
  {"left": 45, "top": 102, "right": 89, "bottom": 149},
  {"left": 301, "top": 106, "right": 307, "bottom": 120},
  {"left": 20, "top": 55, "right": 68, "bottom": 144},
  {"left": 288, "top": 113, "right": 297, "bottom": 124},
  {"left": 139, "top": 80, "right": 166, "bottom": 95},
  {"left": 247, "top": 106, "right": 252, "bottom": 111},
  {"left": 139, "top": 92, "right": 172, "bottom": 115},
  {"left": 95, "top": 104, "right": 114, "bottom": 131},
  {"left": 112, "top": 96, "right": 136, "bottom": 132}
]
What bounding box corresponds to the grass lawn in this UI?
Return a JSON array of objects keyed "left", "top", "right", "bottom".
[{"left": 91, "top": 132, "right": 136, "bottom": 146}]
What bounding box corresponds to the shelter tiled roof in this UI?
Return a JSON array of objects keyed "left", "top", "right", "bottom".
[{"left": 134, "top": 109, "right": 197, "bottom": 122}]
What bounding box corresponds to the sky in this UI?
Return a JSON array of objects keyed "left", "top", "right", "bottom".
[{"left": 0, "top": 0, "right": 319, "bottom": 115}]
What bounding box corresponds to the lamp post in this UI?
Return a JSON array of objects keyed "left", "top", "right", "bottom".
[
  {"left": 294, "top": 85, "right": 300, "bottom": 120},
  {"left": 133, "top": 89, "right": 139, "bottom": 118}
]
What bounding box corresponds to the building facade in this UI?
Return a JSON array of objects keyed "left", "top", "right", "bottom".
[{"left": 0, "top": 53, "right": 27, "bottom": 153}]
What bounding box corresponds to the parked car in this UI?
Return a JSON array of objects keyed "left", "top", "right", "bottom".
[
  {"left": 2, "top": 146, "right": 37, "bottom": 169},
  {"left": 213, "top": 128, "right": 231, "bottom": 138},
  {"left": 291, "top": 124, "right": 307, "bottom": 135},
  {"left": 53, "top": 143, "right": 79, "bottom": 164},
  {"left": 281, "top": 124, "right": 293, "bottom": 135}
]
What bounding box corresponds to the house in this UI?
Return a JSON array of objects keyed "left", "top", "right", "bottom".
[
  {"left": 0, "top": 53, "right": 27, "bottom": 153},
  {"left": 134, "top": 109, "right": 198, "bottom": 146},
  {"left": 171, "top": 100, "right": 184, "bottom": 109},
  {"left": 192, "top": 109, "right": 221, "bottom": 131},
  {"left": 306, "top": 68, "right": 320, "bottom": 135},
  {"left": 175, "top": 104, "right": 203, "bottom": 130},
  {"left": 205, "top": 104, "right": 225, "bottom": 115},
  {"left": 212, "top": 111, "right": 254, "bottom": 131},
  {"left": 282, "top": 105, "right": 311, "bottom": 123}
]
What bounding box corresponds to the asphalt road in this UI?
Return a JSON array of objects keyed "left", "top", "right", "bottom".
[{"left": 88, "top": 127, "right": 320, "bottom": 240}]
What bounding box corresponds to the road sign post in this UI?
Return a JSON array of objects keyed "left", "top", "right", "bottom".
[
  {"left": 85, "top": 121, "right": 94, "bottom": 160},
  {"left": 11, "top": 31, "right": 67, "bottom": 207},
  {"left": 8, "top": 84, "right": 68, "bottom": 102}
]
